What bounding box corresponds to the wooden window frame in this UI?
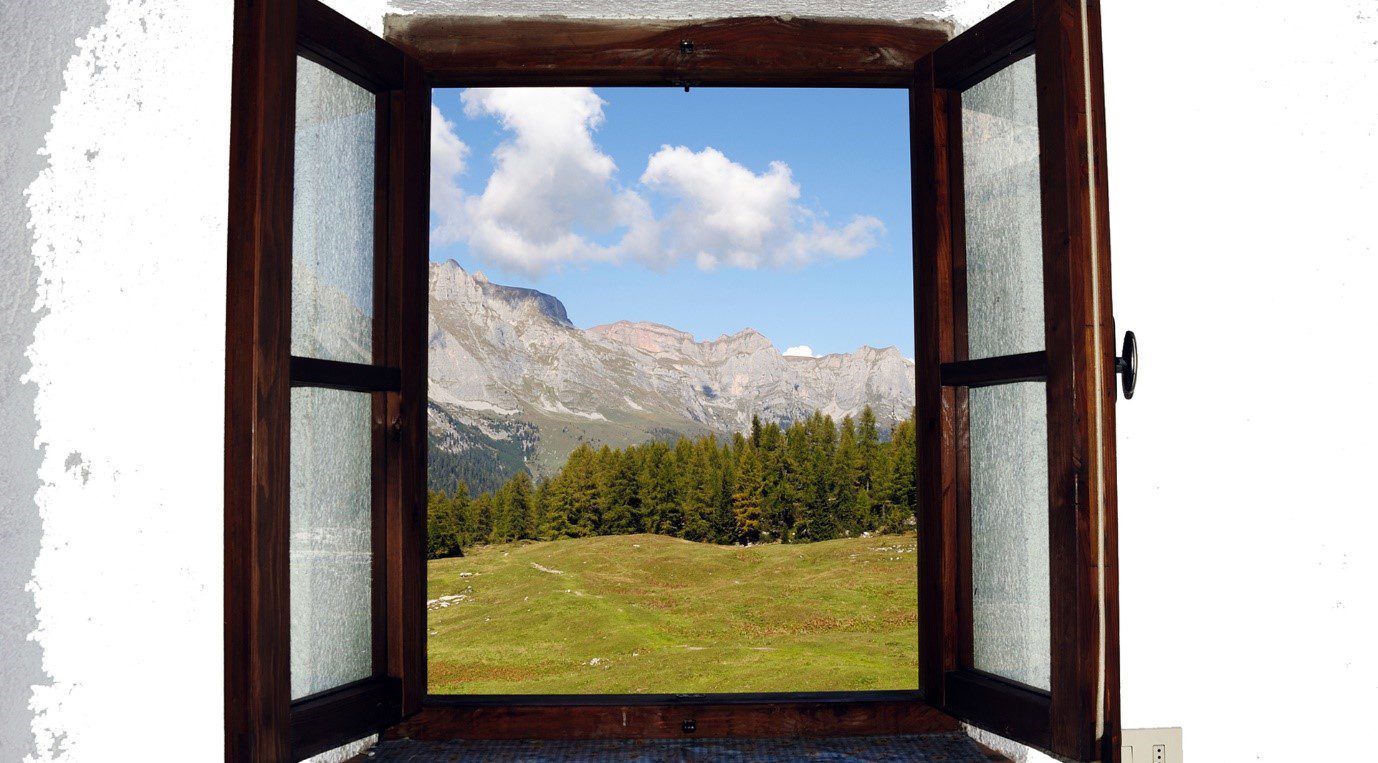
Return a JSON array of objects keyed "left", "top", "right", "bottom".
[
  {"left": 913, "top": 1, "right": 1120, "bottom": 760},
  {"left": 379, "top": 11, "right": 964, "bottom": 746},
  {"left": 225, "top": 0, "right": 429, "bottom": 759},
  {"left": 227, "top": 3, "right": 1118, "bottom": 760}
]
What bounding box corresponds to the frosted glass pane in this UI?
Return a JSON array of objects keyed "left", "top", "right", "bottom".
[
  {"left": 290, "top": 387, "right": 374, "bottom": 699},
  {"left": 292, "top": 56, "right": 375, "bottom": 364},
  {"left": 969, "top": 382, "right": 1050, "bottom": 690},
  {"left": 962, "top": 55, "right": 1044, "bottom": 360}
]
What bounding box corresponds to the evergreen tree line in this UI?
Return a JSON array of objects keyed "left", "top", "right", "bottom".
[{"left": 427, "top": 406, "right": 916, "bottom": 559}]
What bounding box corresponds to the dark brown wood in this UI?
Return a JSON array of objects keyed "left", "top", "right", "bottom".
[
  {"left": 290, "top": 356, "right": 402, "bottom": 391},
  {"left": 386, "top": 54, "right": 432, "bottom": 719},
  {"left": 915, "top": 1, "right": 1119, "bottom": 759},
  {"left": 224, "top": 0, "right": 298, "bottom": 760},
  {"left": 229, "top": 0, "right": 428, "bottom": 759},
  {"left": 944, "top": 671, "right": 1051, "bottom": 750},
  {"left": 291, "top": 677, "right": 404, "bottom": 760},
  {"left": 932, "top": 0, "right": 1034, "bottom": 90},
  {"left": 282, "top": 1, "right": 427, "bottom": 755},
  {"left": 940, "top": 352, "right": 1048, "bottom": 388},
  {"left": 385, "top": 15, "right": 951, "bottom": 88},
  {"left": 1086, "top": 3, "right": 1121, "bottom": 759},
  {"left": 370, "top": 84, "right": 394, "bottom": 684},
  {"left": 1033, "top": 0, "right": 1118, "bottom": 759},
  {"left": 298, "top": 0, "right": 404, "bottom": 91},
  {"left": 394, "top": 693, "right": 959, "bottom": 741},
  {"left": 911, "top": 57, "right": 958, "bottom": 707},
  {"left": 944, "top": 92, "right": 977, "bottom": 674}
]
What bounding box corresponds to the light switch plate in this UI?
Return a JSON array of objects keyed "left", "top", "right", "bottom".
[{"left": 1121, "top": 727, "right": 1183, "bottom": 763}]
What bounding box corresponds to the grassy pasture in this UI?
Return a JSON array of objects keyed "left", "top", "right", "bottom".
[{"left": 427, "top": 533, "right": 918, "bottom": 694}]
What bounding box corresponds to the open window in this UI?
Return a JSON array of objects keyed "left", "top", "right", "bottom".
[
  {"left": 226, "top": 0, "right": 1121, "bottom": 759},
  {"left": 913, "top": 0, "right": 1120, "bottom": 759},
  {"left": 224, "top": 0, "right": 430, "bottom": 758}
]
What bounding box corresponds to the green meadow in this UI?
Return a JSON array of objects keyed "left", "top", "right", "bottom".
[{"left": 426, "top": 532, "right": 918, "bottom": 695}]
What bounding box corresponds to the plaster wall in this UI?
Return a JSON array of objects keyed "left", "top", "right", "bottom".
[
  {"left": 6, "top": 1, "right": 234, "bottom": 759},
  {"left": 0, "top": 1, "right": 1374, "bottom": 761}
]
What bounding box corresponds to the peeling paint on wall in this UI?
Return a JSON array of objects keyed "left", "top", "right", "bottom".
[
  {"left": 21, "top": 1, "right": 232, "bottom": 758},
  {"left": 0, "top": 0, "right": 107, "bottom": 759}
]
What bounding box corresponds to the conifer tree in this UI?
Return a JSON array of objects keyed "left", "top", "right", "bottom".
[
  {"left": 427, "top": 487, "right": 467, "bottom": 559},
  {"left": 756, "top": 420, "right": 788, "bottom": 541},
  {"left": 563, "top": 444, "right": 601, "bottom": 536},
  {"left": 470, "top": 492, "right": 494, "bottom": 543},
  {"left": 442, "top": 408, "right": 920, "bottom": 549},
  {"left": 640, "top": 442, "right": 681, "bottom": 535},
  {"left": 732, "top": 445, "right": 765, "bottom": 543},
  {"left": 491, "top": 470, "right": 535, "bottom": 542},
  {"left": 600, "top": 448, "right": 642, "bottom": 535}
]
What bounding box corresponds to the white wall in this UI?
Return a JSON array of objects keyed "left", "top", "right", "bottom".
[
  {"left": 1096, "top": 1, "right": 1378, "bottom": 760},
  {"left": 11, "top": 1, "right": 234, "bottom": 759},
  {"left": 1, "top": 1, "right": 1375, "bottom": 761},
  {"left": 0, "top": 5, "right": 108, "bottom": 761}
]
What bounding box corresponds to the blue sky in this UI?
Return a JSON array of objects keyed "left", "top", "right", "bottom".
[{"left": 429, "top": 87, "right": 913, "bottom": 358}]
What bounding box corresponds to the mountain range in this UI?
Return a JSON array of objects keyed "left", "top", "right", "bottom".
[{"left": 426, "top": 260, "right": 916, "bottom": 493}]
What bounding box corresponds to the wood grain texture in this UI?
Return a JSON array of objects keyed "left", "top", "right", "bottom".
[
  {"left": 299, "top": 0, "right": 404, "bottom": 91},
  {"left": 1085, "top": 2, "right": 1121, "bottom": 757},
  {"left": 384, "top": 15, "right": 951, "bottom": 88},
  {"left": 915, "top": 1, "right": 1119, "bottom": 759},
  {"left": 943, "top": 91, "right": 978, "bottom": 676},
  {"left": 291, "top": 678, "right": 404, "bottom": 761},
  {"left": 391, "top": 693, "right": 960, "bottom": 741},
  {"left": 1032, "top": 0, "right": 1118, "bottom": 758},
  {"left": 944, "top": 670, "right": 1051, "bottom": 751},
  {"left": 911, "top": 56, "right": 959, "bottom": 707},
  {"left": 386, "top": 54, "right": 432, "bottom": 719},
  {"left": 285, "top": 1, "right": 429, "bottom": 754},
  {"left": 228, "top": 0, "right": 429, "bottom": 758},
  {"left": 933, "top": 0, "right": 1035, "bottom": 90},
  {"left": 224, "top": 0, "right": 298, "bottom": 759}
]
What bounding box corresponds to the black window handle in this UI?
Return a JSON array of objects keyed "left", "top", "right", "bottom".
[{"left": 1115, "top": 330, "right": 1137, "bottom": 399}]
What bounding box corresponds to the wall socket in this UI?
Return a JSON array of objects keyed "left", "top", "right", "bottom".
[{"left": 1121, "top": 728, "right": 1182, "bottom": 763}]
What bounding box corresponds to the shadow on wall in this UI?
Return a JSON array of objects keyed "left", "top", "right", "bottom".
[{"left": 0, "top": 0, "right": 109, "bottom": 757}]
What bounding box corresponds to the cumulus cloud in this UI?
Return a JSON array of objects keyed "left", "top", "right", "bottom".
[
  {"left": 640, "top": 146, "right": 882, "bottom": 271},
  {"left": 430, "top": 90, "right": 652, "bottom": 274},
  {"left": 430, "top": 88, "right": 884, "bottom": 276},
  {"left": 783, "top": 345, "right": 818, "bottom": 358},
  {"left": 430, "top": 105, "right": 469, "bottom": 244}
]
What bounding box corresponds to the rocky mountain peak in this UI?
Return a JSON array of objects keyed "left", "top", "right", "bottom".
[
  {"left": 430, "top": 259, "right": 572, "bottom": 327},
  {"left": 427, "top": 265, "right": 916, "bottom": 474}
]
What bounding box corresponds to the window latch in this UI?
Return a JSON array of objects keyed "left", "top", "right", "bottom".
[
  {"left": 1115, "top": 330, "right": 1137, "bottom": 399},
  {"left": 391, "top": 417, "right": 404, "bottom": 442}
]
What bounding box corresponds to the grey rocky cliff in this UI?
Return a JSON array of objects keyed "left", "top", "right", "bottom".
[{"left": 427, "top": 259, "right": 916, "bottom": 474}]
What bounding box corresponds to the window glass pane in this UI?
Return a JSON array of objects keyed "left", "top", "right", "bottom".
[
  {"left": 290, "top": 387, "right": 373, "bottom": 699},
  {"left": 292, "top": 56, "right": 375, "bottom": 364},
  {"left": 962, "top": 55, "right": 1044, "bottom": 360},
  {"left": 968, "top": 381, "right": 1050, "bottom": 690}
]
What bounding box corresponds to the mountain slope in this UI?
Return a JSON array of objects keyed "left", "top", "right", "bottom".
[{"left": 427, "top": 260, "right": 915, "bottom": 481}]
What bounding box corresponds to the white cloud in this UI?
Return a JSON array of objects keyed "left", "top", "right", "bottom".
[
  {"left": 429, "top": 105, "right": 469, "bottom": 245},
  {"left": 430, "top": 89, "right": 650, "bottom": 274},
  {"left": 640, "top": 146, "right": 883, "bottom": 270},
  {"left": 430, "top": 88, "right": 884, "bottom": 276},
  {"left": 783, "top": 345, "right": 818, "bottom": 358}
]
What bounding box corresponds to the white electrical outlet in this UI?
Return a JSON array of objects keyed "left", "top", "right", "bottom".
[{"left": 1121, "top": 728, "right": 1182, "bottom": 763}]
